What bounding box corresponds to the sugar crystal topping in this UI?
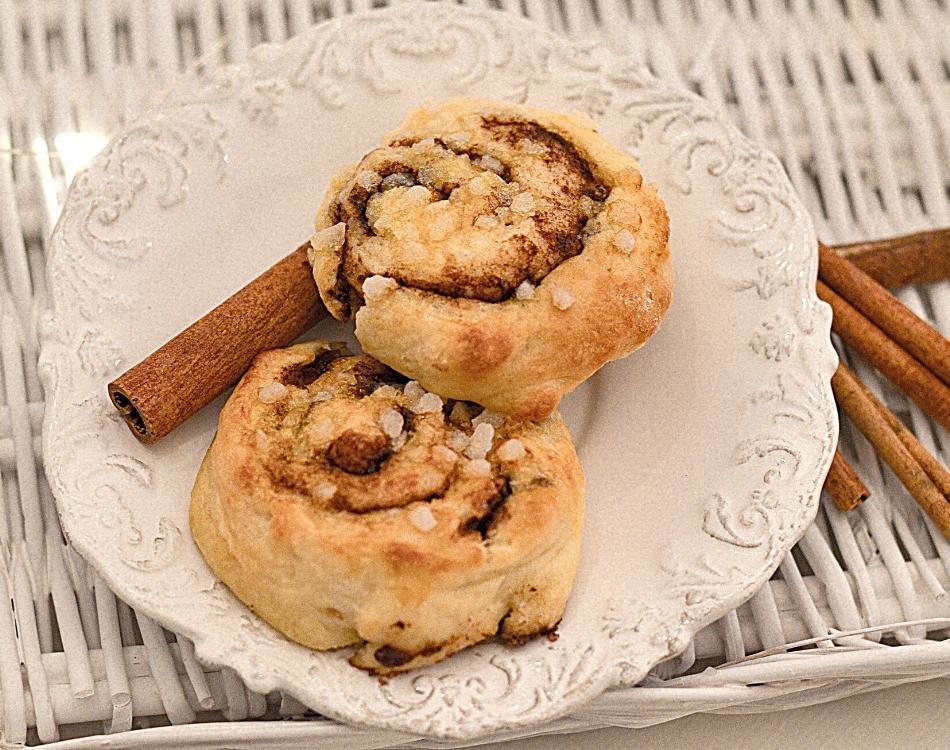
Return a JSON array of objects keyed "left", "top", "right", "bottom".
[
  {"left": 313, "top": 222, "right": 345, "bottom": 252},
  {"left": 479, "top": 154, "right": 505, "bottom": 174},
  {"left": 518, "top": 138, "right": 546, "bottom": 155},
  {"left": 408, "top": 505, "right": 437, "bottom": 532},
  {"left": 356, "top": 170, "right": 381, "bottom": 189},
  {"left": 404, "top": 380, "right": 426, "bottom": 400},
  {"left": 551, "top": 287, "right": 575, "bottom": 310},
  {"left": 314, "top": 482, "right": 337, "bottom": 501},
  {"left": 258, "top": 381, "right": 288, "bottom": 403},
  {"left": 373, "top": 384, "right": 400, "bottom": 399},
  {"left": 614, "top": 228, "right": 636, "bottom": 254},
  {"left": 447, "top": 430, "right": 471, "bottom": 453},
  {"left": 579, "top": 195, "right": 598, "bottom": 217},
  {"left": 510, "top": 191, "right": 535, "bottom": 214},
  {"left": 515, "top": 280, "right": 536, "bottom": 300},
  {"left": 411, "top": 392, "right": 443, "bottom": 414},
  {"left": 465, "top": 423, "right": 495, "bottom": 459},
  {"left": 496, "top": 438, "right": 526, "bottom": 462},
  {"left": 466, "top": 458, "right": 492, "bottom": 476},
  {"left": 417, "top": 165, "right": 437, "bottom": 186},
  {"left": 362, "top": 275, "right": 398, "bottom": 302},
  {"left": 379, "top": 408, "right": 404, "bottom": 439},
  {"left": 381, "top": 172, "right": 415, "bottom": 190}
]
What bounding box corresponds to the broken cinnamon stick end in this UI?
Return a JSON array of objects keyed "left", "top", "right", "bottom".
[
  {"left": 108, "top": 381, "right": 159, "bottom": 444},
  {"left": 824, "top": 448, "right": 870, "bottom": 513}
]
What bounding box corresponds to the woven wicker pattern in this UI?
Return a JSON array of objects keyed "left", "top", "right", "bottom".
[{"left": 0, "top": 1, "right": 947, "bottom": 746}]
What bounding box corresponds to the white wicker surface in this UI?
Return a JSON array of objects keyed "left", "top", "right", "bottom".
[{"left": 0, "top": 0, "right": 947, "bottom": 747}]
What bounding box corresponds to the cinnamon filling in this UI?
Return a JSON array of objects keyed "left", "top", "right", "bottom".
[
  {"left": 326, "top": 429, "right": 391, "bottom": 475},
  {"left": 327, "top": 117, "right": 608, "bottom": 311},
  {"left": 281, "top": 346, "right": 348, "bottom": 388},
  {"left": 258, "top": 355, "right": 534, "bottom": 530},
  {"left": 372, "top": 642, "right": 443, "bottom": 669},
  {"left": 462, "top": 478, "right": 512, "bottom": 539},
  {"left": 373, "top": 645, "right": 413, "bottom": 668}
]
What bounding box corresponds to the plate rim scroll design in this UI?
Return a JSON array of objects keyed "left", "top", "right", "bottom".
[{"left": 39, "top": 3, "right": 837, "bottom": 740}]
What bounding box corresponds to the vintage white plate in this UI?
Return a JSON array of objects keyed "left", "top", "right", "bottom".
[{"left": 40, "top": 3, "right": 837, "bottom": 740}]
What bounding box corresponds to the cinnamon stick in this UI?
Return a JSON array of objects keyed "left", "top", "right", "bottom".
[
  {"left": 819, "top": 242, "right": 950, "bottom": 385},
  {"left": 816, "top": 279, "right": 950, "bottom": 431},
  {"left": 824, "top": 449, "right": 870, "bottom": 512},
  {"left": 108, "top": 242, "right": 324, "bottom": 443},
  {"left": 848, "top": 370, "right": 950, "bottom": 499},
  {"left": 833, "top": 228, "right": 950, "bottom": 288},
  {"left": 832, "top": 363, "right": 950, "bottom": 540}
]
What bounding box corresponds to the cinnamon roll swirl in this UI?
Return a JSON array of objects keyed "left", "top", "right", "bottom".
[
  {"left": 190, "top": 341, "right": 584, "bottom": 674},
  {"left": 311, "top": 98, "right": 672, "bottom": 421}
]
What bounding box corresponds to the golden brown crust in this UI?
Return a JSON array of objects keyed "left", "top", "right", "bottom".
[
  {"left": 311, "top": 98, "right": 673, "bottom": 420},
  {"left": 190, "top": 341, "right": 584, "bottom": 674}
]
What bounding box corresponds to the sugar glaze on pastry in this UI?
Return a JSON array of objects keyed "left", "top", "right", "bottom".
[
  {"left": 311, "top": 98, "right": 672, "bottom": 421},
  {"left": 190, "top": 341, "right": 584, "bottom": 674}
]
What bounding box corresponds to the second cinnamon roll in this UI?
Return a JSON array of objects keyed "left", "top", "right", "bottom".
[
  {"left": 190, "top": 341, "right": 584, "bottom": 674},
  {"left": 311, "top": 98, "right": 672, "bottom": 420}
]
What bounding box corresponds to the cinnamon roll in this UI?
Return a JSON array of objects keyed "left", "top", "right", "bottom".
[
  {"left": 190, "top": 341, "right": 584, "bottom": 674},
  {"left": 311, "top": 98, "right": 672, "bottom": 421}
]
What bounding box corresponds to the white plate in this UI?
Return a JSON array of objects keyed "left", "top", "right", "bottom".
[{"left": 40, "top": 3, "right": 837, "bottom": 740}]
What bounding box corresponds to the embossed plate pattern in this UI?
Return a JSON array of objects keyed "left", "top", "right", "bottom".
[{"left": 40, "top": 3, "right": 837, "bottom": 740}]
